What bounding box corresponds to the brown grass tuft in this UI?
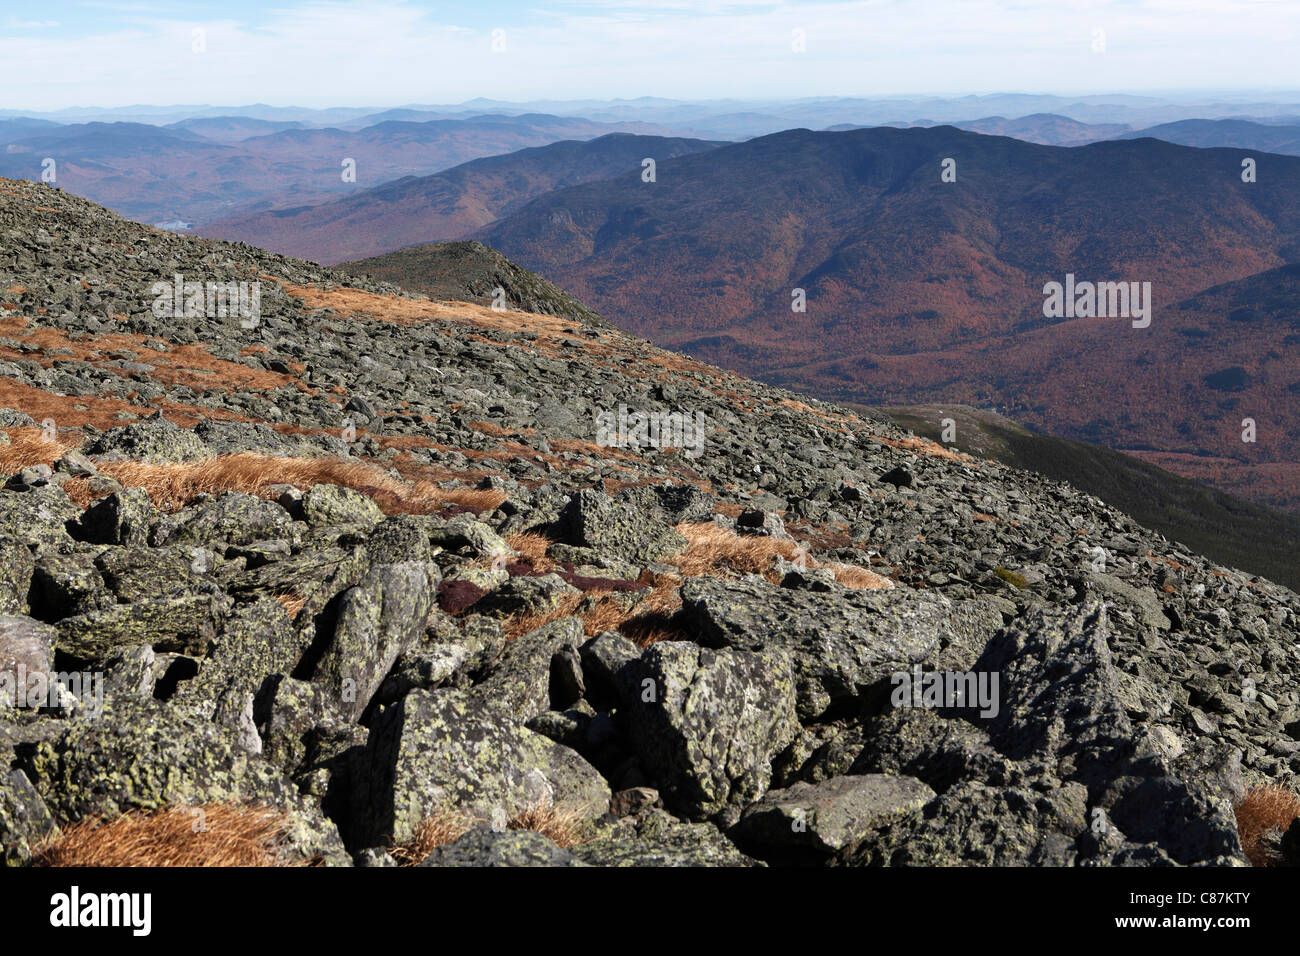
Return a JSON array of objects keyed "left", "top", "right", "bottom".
[
  {"left": 274, "top": 592, "right": 307, "bottom": 619},
  {"left": 506, "top": 532, "right": 553, "bottom": 568},
  {"left": 506, "top": 803, "right": 589, "bottom": 849},
  {"left": 390, "top": 810, "right": 474, "bottom": 865},
  {"left": 668, "top": 522, "right": 892, "bottom": 589},
  {"left": 0, "top": 427, "right": 80, "bottom": 473},
  {"left": 60, "top": 452, "right": 505, "bottom": 517},
  {"left": 1235, "top": 784, "right": 1300, "bottom": 866},
  {"left": 392, "top": 803, "right": 590, "bottom": 864},
  {"left": 33, "top": 804, "right": 304, "bottom": 867}
]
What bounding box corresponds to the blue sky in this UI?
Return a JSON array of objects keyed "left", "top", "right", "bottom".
[{"left": 5, "top": 1, "right": 1299, "bottom": 110}]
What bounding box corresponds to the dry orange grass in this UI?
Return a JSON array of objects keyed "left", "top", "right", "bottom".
[
  {"left": 433, "top": 486, "right": 508, "bottom": 512},
  {"left": 505, "top": 532, "right": 553, "bottom": 568},
  {"left": 0, "top": 426, "right": 80, "bottom": 472},
  {"left": 274, "top": 592, "right": 307, "bottom": 619},
  {"left": 1235, "top": 784, "right": 1300, "bottom": 866},
  {"left": 66, "top": 453, "right": 404, "bottom": 511},
  {"left": 494, "top": 524, "right": 892, "bottom": 645},
  {"left": 33, "top": 804, "right": 305, "bottom": 867},
  {"left": 506, "top": 803, "right": 589, "bottom": 849},
  {"left": 501, "top": 580, "right": 681, "bottom": 643},
  {"left": 390, "top": 810, "right": 474, "bottom": 865},
  {"left": 392, "top": 803, "right": 590, "bottom": 864},
  {"left": 284, "top": 283, "right": 584, "bottom": 348},
  {"left": 871, "top": 433, "right": 972, "bottom": 463},
  {"left": 668, "top": 522, "right": 892, "bottom": 590},
  {"left": 60, "top": 452, "right": 505, "bottom": 516}
]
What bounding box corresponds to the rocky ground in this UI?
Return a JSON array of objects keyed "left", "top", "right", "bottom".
[{"left": 1, "top": 177, "right": 1298, "bottom": 867}]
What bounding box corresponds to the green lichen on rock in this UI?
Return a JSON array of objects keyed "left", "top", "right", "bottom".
[{"left": 349, "top": 687, "right": 610, "bottom": 849}]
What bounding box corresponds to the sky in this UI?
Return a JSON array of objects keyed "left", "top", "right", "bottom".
[{"left": 4, "top": 0, "right": 1299, "bottom": 111}]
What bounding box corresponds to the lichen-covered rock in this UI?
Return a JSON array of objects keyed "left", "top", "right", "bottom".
[
  {"left": 839, "top": 779, "right": 1093, "bottom": 867},
  {"left": 0, "top": 769, "right": 59, "bottom": 866},
  {"left": 680, "top": 575, "right": 954, "bottom": 719},
  {"left": 174, "top": 596, "right": 306, "bottom": 726},
  {"left": 313, "top": 561, "right": 440, "bottom": 721},
  {"left": 373, "top": 622, "right": 503, "bottom": 706},
  {"left": 847, "top": 602, "right": 1246, "bottom": 866},
  {"left": 618, "top": 640, "right": 799, "bottom": 820},
  {"left": 0, "top": 486, "right": 81, "bottom": 550},
  {"left": 54, "top": 590, "right": 231, "bottom": 658},
  {"left": 83, "top": 415, "right": 209, "bottom": 463},
  {"left": 427, "top": 513, "right": 509, "bottom": 559},
  {"left": 366, "top": 515, "right": 439, "bottom": 565},
  {"left": 95, "top": 544, "right": 213, "bottom": 604},
  {"left": 469, "top": 615, "right": 584, "bottom": 718},
  {"left": 418, "top": 826, "right": 583, "bottom": 867},
  {"left": 301, "top": 483, "right": 384, "bottom": 530},
  {"left": 17, "top": 699, "right": 348, "bottom": 864},
  {"left": 159, "top": 491, "right": 296, "bottom": 549},
  {"left": 0, "top": 538, "right": 33, "bottom": 615},
  {"left": 615, "top": 483, "right": 715, "bottom": 524},
  {"left": 573, "top": 807, "right": 758, "bottom": 866},
  {"left": 349, "top": 687, "right": 610, "bottom": 848},
  {"left": 736, "top": 774, "right": 935, "bottom": 859},
  {"left": 554, "top": 488, "right": 686, "bottom": 563},
  {"left": 256, "top": 674, "right": 364, "bottom": 785},
  {"left": 1081, "top": 572, "right": 1172, "bottom": 630},
  {"left": 579, "top": 630, "right": 641, "bottom": 709},
  {"left": 74, "top": 488, "right": 155, "bottom": 547},
  {"left": 473, "top": 572, "right": 577, "bottom": 618},
  {"left": 30, "top": 550, "right": 114, "bottom": 619}
]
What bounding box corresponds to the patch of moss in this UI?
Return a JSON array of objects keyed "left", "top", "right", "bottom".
[{"left": 993, "top": 566, "right": 1028, "bottom": 590}]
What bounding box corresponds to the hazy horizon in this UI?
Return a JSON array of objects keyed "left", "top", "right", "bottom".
[{"left": 7, "top": 0, "right": 1300, "bottom": 111}]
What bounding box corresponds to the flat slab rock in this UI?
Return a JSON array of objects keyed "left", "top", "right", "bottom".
[
  {"left": 418, "top": 827, "right": 585, "bottom": 867},
  {"left": 680, "top": 575, "right": 955, "bottom": 719},
  {"left": 737, "top": 774, "right": 935, "bottom": 857}
]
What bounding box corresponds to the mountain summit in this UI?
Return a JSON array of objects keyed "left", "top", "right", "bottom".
[{"left": 0, "top": 179, "right": 1296, "bottom": 868}]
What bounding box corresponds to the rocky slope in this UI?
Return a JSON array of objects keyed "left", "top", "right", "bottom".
[{"left": 1, "top": 178, "right": 1298, "bottom": 867}]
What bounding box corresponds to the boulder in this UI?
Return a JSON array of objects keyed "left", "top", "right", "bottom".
[
  {"left": 736, "top": 774, "right": 935, "bottom": 858},
  {"left": 618, "top": 640, "right": 799, "bottom": 820},
  {"left": 418, "top": 826, "right": 583, "bottom": 867},
  {"left": 680, "top": 575, "right": 954, "bottom": 719},
  {"left": 314, "top": 561, "right": 440, "bottom": 721},
  {"left": 554, "top": 488, "right": 686, "bottom": 563},
  {"left": 469, "top": 616, "right": 584, "bottom": 718},
  {"left": 301, "top": 483, "right": 384, "bottom": 530},
  {"left": 349, "top": 687, "right": 610, "bottom": 848},
  {"left": 18, "top": 699, "right": 349, "bottom": 864},
  {"left": 0, "top": 769, "right": 59, "bottom": 866}
]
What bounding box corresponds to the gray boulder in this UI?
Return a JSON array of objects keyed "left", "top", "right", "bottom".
[
  {"left": 680, "top": 575, "right": 953, "bottom": 719},
  {"left": 314, "top": 561, "right": 440, "bottom": 721},
  {"left": 736, "top": 774, "right": 935, "bottom": 859},
  {"left": 418, "top": 826, "right": 583, "bottom": 867},
  {"left": 349, "top": 687, "right": 610, "bottom": 848},
  {"left": 619, "top": 640, "right": 799, "bottom": 820}
]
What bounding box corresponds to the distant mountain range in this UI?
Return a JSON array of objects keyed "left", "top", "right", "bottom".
[
  {"left": 1115, "top": 118, "right": 1300, "bottom": 156},
  {"left": 201, "top": 133, "right": 723, "bottom": 263},
  {"left": 0, "top": 113, "right": 674, "bottom": 225}
]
